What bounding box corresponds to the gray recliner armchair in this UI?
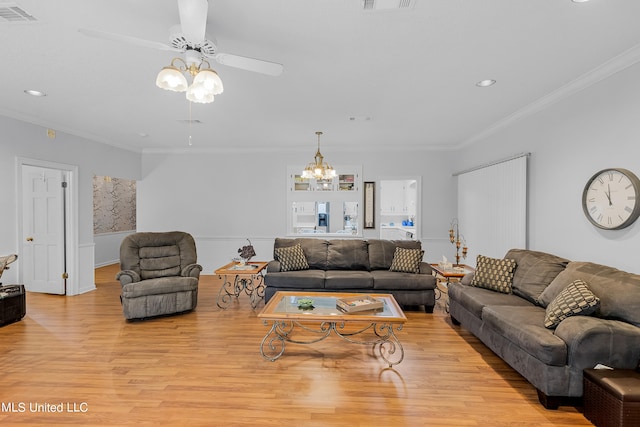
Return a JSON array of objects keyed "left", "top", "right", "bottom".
[{"left": 116, "top": 231, "right": 202, "bottom": 320}]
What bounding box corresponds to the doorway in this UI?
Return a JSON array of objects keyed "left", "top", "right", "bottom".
[
  {"left": 379, "top": 178, "right": 421, "bottom": 240},
  {"left": 17, "top": 158, "right": 77, "bottom": 295}
]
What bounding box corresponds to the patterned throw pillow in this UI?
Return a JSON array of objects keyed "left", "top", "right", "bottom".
[
  {"left": 470, "top": 255, "right": 517, "bottom": 294},
  {"left": 274, "top": 244, "right": 309, "bottom": 272},
  {"left": 389, "top": 247, "right": 424, "bottom": 274},
  {"left": 544, "top": 279, "right": 600, "bottom": 329}
]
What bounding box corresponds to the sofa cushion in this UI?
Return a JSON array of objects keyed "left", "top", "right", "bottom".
[
  {"left": 504, "top": 249, "right": 569, "bottom": 305},
  {"left": 448, "top": 282, "right": 533, "bottom": 318},
  {"left": 324, "top": 271, "right": 373, "bottom": 289},
  {"left": 544, "top": 279, "right": 600, "bottom": 328},
  {"left": 368, "top": 239, "right": 422, "bottom": 270},
  {"left": 539, "top": 261, "right": 640, "bottom": 327},
  {"left": 371, "top": 270, "right": 436, "bottom": 291},
  {"left": 470, "top": 255, "right": 517, "bottom": 294},
  {"left": 273, "top": 238, "right": 328, "bottom": 270},
  {"left": 326, "top": 239, "right": 370, "bottom": 270},
  {"left": 389, "top": 247, "right": 424, "bottom": 274},
  {"left": 482, "top": 305, "right": 568, "bottom": 366},
  {"left": 121, "top": 276, "right": 198, "bottom": 298},
  {"left": 138, "top": 245, "right": 182, "bottom": 279},
  {"left": 263, "top": 270, "right": 326, "bottom": 289},
  {"left": 274, "top": 244, "right": 309, "bottom": 272}
]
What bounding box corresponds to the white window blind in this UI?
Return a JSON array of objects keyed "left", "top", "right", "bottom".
[{"left": 455, "top": 154, "right": 528, "bottom": 266}]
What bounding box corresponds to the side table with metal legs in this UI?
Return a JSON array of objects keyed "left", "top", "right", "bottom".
[{"left": 215, "top": 261, "right": 268, "bottom": 309}]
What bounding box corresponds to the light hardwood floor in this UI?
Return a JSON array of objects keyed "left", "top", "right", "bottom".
[{"left": 0, "top": 265, "right": 591, "bottom": 426}]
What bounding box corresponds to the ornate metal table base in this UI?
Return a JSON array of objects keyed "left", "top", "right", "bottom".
[
  {"left": 217, "top": 273, "right": 265, "bottom": 309},
  {"left": 260, "top": 320, "right": 404, "bottom": 367}
]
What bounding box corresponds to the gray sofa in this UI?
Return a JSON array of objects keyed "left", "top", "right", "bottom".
[
  {"left": 116, "top": 231, "right": 202, "bottom": 320},
  {"left": 264, "top": 238, "right": 437, "bottom": 312},
  {"left": 448, "top": 248, "right": 640, "bottom": 409}
]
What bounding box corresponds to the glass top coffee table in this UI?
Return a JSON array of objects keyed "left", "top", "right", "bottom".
[{"left": 257, "top": 291, "right": 407, "bottom": 367}]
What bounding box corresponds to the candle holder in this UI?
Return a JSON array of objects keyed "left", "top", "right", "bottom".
[{"left": 449, "top": 218, "right": 468, "bottom": 267}]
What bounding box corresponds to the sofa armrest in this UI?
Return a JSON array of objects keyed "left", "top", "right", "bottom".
[
  {"left": 554, "top": 316, "right": 640, "bottom": 369},
  {"left": 419, "top": 262, "right": 433, "bottom": 275},
  {"left": 116, "top": 270, "right": 140, "bottom": 286},
  {"left": 182, "top": 263, "right": 202, "bottom": 278},
  {"left": 266, "top": 260, "right": 281, "bottom": 273}
]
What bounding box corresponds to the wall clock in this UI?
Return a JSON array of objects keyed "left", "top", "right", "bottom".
[{"left": 582, "top": 168, "right": 640, "bottom": 230}]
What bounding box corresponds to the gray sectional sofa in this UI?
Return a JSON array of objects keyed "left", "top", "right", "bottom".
[
  {"left": 448, "top": 248, "right": 640, "bottom": 409},
  {"left": 264, "top": 238, "right": 437, "bottom": 312}
]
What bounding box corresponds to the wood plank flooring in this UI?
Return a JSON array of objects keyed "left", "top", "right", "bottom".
[{"left": 0, "top": 265, "right": 592, "bottom": 426}]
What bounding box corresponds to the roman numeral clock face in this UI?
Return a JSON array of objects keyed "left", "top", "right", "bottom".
[{"left": 582, "top": 168, "right": 640, "bottom": 230}]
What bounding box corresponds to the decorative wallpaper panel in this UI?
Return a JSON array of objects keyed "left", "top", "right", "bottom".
[{"left": 93, "top": 175, "right": 136, "bottom": 234}]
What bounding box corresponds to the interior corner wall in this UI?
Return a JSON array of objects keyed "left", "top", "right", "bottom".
[
  {"left": 138, "top": 148, "right": 459, "bottom": 273},
  {"left": 455, "top": 61, "right": 640, "bottom": 274},
  {"left": 0, "top": 115, "right": 142, "bottom": 285}
]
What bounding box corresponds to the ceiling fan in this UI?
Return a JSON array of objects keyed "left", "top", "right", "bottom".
[{"left": 78, "top": 0, "right": 284, "bottom": 77}]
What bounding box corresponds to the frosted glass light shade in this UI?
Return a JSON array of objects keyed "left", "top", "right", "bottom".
[
  {"left": 193, "top": 69, "right": 224, "bottom": 95},
  {"left": 186, "top": 81, "right": 214, "bottom": 104},
  {"left": 156, "top": 66, "right": 188, "bottom": 92}
]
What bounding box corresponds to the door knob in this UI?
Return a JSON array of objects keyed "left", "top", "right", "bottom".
[{"left": 26, "top": 237, "right": 33, "bottom": 241}]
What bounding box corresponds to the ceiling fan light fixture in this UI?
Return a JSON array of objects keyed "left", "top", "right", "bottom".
[
  {"left": 193, "top": 68, "right": 224, "bottom": 95},
  {"left": 156, "top": 65, "right": 189, "bottom": 92},
  {"left": 186, "top": 81, "right": 214, "bottom": 103}
]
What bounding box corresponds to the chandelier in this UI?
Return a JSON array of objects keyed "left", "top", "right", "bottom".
[
  {"left": 302, "top": 131, "right": 337, "bottom": 180},
  {"left": 155, "top": 50, "right": 223, "bottom": 104}
]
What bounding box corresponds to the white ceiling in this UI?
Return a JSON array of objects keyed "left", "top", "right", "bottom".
[{"left": 2, "top": 0, "right": 640, "bottom": 153}]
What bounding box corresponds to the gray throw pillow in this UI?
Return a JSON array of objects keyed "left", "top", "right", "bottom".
[
  {"left": 544, "top": 279, "right": 600, "bottom": 329},
  {"left": 389, "top": 247, "right": 424, "bottom": 274},
  {"left": 470, "top": 255, "right": 517, "bottom": 294},
  {"left": 274, "top": 244, "right": 309, "bottom": 272}
]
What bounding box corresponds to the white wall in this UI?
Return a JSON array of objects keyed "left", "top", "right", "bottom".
[
  {"left": 455, "top": 61, "right": 640, "bottom": 274},
  {"left": 6, "top": 59, "right": 639, "bottom": 284},
  {"left": 138, "top": 148, "right": 458, "bottom": 273},
  {"left": 94, "top": 231, "right": 136, "bottom": 267},
  {"left": 0, "top": 116, "right": 141, "bottom": 287}
]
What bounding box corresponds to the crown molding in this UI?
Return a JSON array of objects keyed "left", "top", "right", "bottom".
[{"left": 458, "top": 41, "right": 640, "bottom": 149}]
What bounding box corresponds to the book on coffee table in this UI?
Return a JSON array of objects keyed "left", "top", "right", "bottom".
[{"left": 336, "top": 295, "right": 383, "bottom": 313}]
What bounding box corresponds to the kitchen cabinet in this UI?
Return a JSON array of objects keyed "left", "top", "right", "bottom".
[
  {"left": 338, "top": 174, "right": 357, "bottom": 191},
  {"left": 380, "top": 226, "right": 416, "bottom": 240},
  {"left": 380, "top": 180, "right": 412, "bottom": 214},
  {"left": 290, "top": 171, "right": 360, "bottom": 192},
  {"left": 292, "top": 202, "right": 317, "bottom": 233}
]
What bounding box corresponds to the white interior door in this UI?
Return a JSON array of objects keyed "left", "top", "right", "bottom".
[{"left": 21, "top": 165, "right": 66, "bottom": 294}]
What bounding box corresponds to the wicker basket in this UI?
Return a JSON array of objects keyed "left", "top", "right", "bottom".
[{"left": 583, "top": 369, "right": 640, "bottom": 427}]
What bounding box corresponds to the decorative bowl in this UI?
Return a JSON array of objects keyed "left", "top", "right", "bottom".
[{"left": 297, "top": 298, "right": 314, "bottom": 310}]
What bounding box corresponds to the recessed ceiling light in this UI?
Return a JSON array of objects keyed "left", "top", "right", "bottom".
[
  {"left": 24, "top": 89, "right": 46, "bottom": 97},
  {"left": 476, "top": 79, "right": 496, "bottom": 88},
  {"left": 572, "top": 0, "right": 589, "bottom": 3}
]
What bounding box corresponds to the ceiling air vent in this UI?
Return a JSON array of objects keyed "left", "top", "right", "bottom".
[
  {"left": 0, "top": 3, "right": 37, "bottom": 23},
  {"left": 362, "top": 0, "right": 415, "bottom": 11}
]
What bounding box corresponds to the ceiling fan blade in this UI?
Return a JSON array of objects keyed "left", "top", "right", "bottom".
[
  {"left": 78, "top": 28, "right": 181, "bottom": 52},
  {"left": 214, "top": 53, "right": 284, "bottom": 76},
  {"left": 178, "top": 0, "right": 208, "bottom": 42}
]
